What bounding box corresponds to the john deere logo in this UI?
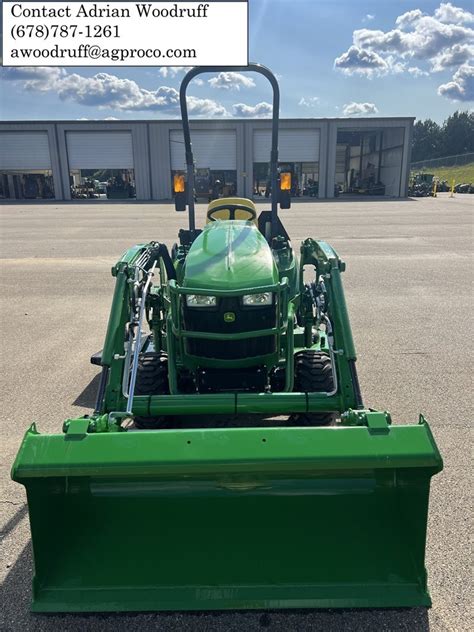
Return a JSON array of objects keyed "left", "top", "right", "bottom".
[{"left": 224, "top": 312, "right": 236, "bottom": 323}]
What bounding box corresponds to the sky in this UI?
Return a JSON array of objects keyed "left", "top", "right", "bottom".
[{"left": 0, "top": 0, "right": 473, "bottom": 122}]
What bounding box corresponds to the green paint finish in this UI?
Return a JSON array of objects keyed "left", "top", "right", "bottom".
[
  {"left": 12, "top": 64, "right": 443, "bottom": 613},
  {"left": 133, "top": 391, "right": 340, "bottom": 415},
  {"left": 11, "top": 228, "right": 443, "bottom": 612},
  {"left": 12, "top": 421, "right": 442, "bottom": 478},
  {"left": 13, "top": 422, "right": 441, "bottom": 612},
  {"left": 183, "top": 221, "right": 278, "bottom": 290}
]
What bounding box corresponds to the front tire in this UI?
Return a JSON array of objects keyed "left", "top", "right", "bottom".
[
  {"left": 291, "top": 350, "right": 336, "bottom": 426},
  {"left": 133, "top": 353, "right": 170, "bottom": 429}
]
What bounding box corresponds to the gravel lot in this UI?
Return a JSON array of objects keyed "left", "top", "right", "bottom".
[{"left": 0, "top": 194, "right": 472, "bottom": 631}]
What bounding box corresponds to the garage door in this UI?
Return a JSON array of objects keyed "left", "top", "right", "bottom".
[
  {"left": 253, "top": 129, "right": 320, "bottom": 163},
  {"left": 0, "top": 132, "right": 51, "bottom": 169},
  {"left": 66, "top": 132, "right": 133, "bottom": 169},
  {"left": 170, "top": 130, "right": 237, "bottom": 170}
]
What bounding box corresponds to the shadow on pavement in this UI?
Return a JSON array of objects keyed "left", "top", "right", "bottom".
[
  {"left": 2, "top": 197, "right": 417, "bottom": 207},
  {"left": 72, "top": 373, "right": 101, "bottom": 409},
  {"left": 275, "top": 196, "right": 417, "bottom": 204},
  {"left": 2, "top": 541, "right": 431, "bottom": 632},
  {"left": 0, "top": 504, "right": 28, "bottom": 541}
]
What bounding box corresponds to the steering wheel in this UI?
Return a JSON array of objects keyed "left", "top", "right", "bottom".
[{"left": 206, "top": 204, "right": 257, "bottom": 223}]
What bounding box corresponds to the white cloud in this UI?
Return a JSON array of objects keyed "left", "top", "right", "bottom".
[
  {"left": 352, "top": 15, "right": 473, "bottom": 60},
  {"left": 334, "top": 45, "right": 389, "bottom": 76},
  {"left": 334, "top": 3, "right": 474, "bottom": 103},
  {"left": 434, "top": 2, "right": 474, "bottom": 24},
  {"left": 208, "top": 72, "right": 255, "bottom": 90},
  {"left": 0, "top": 67, "right": 228, "bottom": 116},
  {"left": 232, "top": 102, "right": 272, "bottom": 118},
  {"left": 158, "top": 66, "right": 186, "bottom": 78},
  {"left": 0, "top": 66, "right": 66, "bottom": 91},
  {"left": 299, "top": 96, "right": 320, "bottom": 107},
  {"left": 386, "top": 55, "right": 407, "bottom": 73},
  {"left": 353, "top": 28, "right": 404, "bottom": 54},
  {"left": 54, "top": 73, "right": 177, "bottom": 110},
  {"left": 395, "top": 9, "right": 425, "bottom": 29},
  {"left": 0, "top": 66, "right": 64, "bottom": 81},
  {"left": 431, "top": 43, "right": 474, "bottom": 70},
  {"left": 187, "top": 97, "right": 229, "bottom": 117},
  {"left": 408, "top": 66, "right": 429, "bottom": 77},
  {"left": 77, "top": 117, "right": 120, "bottom": 121},
  {"left": 438, "top": 62, "right": 474, "bottom": 100},
  {"left": 363, "top": 14, "right": 375, "bottom": 23},
  {"left": 342, "top": 102, "right": 379, "bottom": 116}
]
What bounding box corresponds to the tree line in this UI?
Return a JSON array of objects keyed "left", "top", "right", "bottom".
[{"left": 412, "top": 111, "right": 474, "bottom": 163}]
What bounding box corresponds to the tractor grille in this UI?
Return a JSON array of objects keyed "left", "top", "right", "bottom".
[{"left": 183, "top": 297, "right": 277, "bottom": 360}]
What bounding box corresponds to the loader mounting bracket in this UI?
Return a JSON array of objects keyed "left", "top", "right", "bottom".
[
  {"left": 64, "top": 418, "right": 90, "bottom": 439},
  {"left": 342, "top": 408, "right": 392, "bottom": 433}
]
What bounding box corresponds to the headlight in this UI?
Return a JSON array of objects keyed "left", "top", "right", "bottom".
[
  {"left": 186, "top": 294, "right": 217, "bottom": 307},
  {"left": 242, "top": 292, "right": 273, "bottom": 306}
]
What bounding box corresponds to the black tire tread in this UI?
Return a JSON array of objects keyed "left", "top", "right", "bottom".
[
  {"left": 134, "top": 352, "right": 170, "bottom": 429},
  {"left": 292, "top": 351, "right": 336, "bottom": 426}
]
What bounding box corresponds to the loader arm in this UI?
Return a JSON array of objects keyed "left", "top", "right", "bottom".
[{"left": 300, "top": 238, "right": 364, "bottom": 409}]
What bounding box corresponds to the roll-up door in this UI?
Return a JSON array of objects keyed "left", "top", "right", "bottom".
[
  {"left": 0, "top": 132, "right": 51, "bottom": 169},
  {"left": 66, "top": 132, "right": 133, "bottom": 169},
  {"left": 170, "top": 130, "right": 237, "bottom": 170},
  {"left": 253, "top": 129, "right": 320, "bottom": 162}
]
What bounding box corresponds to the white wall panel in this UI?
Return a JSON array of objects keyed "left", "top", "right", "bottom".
[{"left": 381, "top": 146, "right": 403, "bottom": 196}]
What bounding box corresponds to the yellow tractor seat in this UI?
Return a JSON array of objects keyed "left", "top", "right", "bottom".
[{"left": 206, "top": 197, "right": 258, "bottom": 225}]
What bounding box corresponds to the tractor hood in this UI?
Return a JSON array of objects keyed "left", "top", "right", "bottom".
[{"left": 183, "top": 221, "right": 277, "bottom": 291}]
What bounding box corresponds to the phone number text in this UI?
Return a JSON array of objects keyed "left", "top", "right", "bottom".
[{"left": 10, "top": 24, "right": 120, "bottom": 40}]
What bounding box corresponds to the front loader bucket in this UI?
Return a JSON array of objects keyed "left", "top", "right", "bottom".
[{"left": 13, "top": 420, "right": 442, "bottom": 613}]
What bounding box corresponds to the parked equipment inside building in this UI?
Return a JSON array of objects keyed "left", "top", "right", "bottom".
[
  {"left": 2, "top": 172, "right": 55, "bottom": 199},
  {"left": 12, "top": 63, "right": 442, "bottom": 614},
  {"left": 192, "top": 168, "right": 236, "bottom": 201},
  {"left": 71, "top": 178, "right": 100, "bottom": 199},
  {"left": 106, "top": 175, "right": 136, "bottom": 199}
]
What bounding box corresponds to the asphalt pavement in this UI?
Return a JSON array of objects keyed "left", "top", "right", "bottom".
[{"left": 0, "top": 194, "right": 472, "bottom": 631}]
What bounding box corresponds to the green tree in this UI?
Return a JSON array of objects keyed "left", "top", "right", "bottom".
[
  {"left": 412, "top": 111, "right": 474, "bottom": 162},
  {"left": 441, "top": 111, "right": 474, "bottom": 157},
  {"left": 412, "top": 119, "right": 442, "bottom": 162}
]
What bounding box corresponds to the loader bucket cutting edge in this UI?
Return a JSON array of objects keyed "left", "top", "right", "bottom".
[{"left": 13, "top": 422, "right": 442, "bottom": 613}]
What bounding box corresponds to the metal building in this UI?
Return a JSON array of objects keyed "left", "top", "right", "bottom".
[{"left": 0, "top": 118, "right": 413, "bottom": 201}]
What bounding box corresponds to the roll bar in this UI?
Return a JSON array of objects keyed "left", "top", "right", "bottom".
[{"left": 179, "top": 63, "right": 281, "bottom": 238}]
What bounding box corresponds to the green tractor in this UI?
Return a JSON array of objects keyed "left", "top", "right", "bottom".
[{"left": 12, "top": 64, "right": 442, "bottom": 613}]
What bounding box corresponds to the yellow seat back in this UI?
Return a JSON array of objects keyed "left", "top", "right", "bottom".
[{"left": 206, "top": 197, "right": 257, "bottom": 225}]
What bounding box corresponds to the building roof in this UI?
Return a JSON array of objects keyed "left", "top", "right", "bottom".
[{"left": 1, "top": 117, "right": 415, "bottom": 125}]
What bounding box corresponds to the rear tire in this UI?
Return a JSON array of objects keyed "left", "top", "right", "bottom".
[
  {"left": 291, "top": 351, "right": 336, "bottom": 426},
  {"left": 133, "top": 353, "right": 170, "bottom": 429}
]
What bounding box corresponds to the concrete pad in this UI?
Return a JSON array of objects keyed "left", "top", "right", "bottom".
[{"left": 1, "top": 194, "right": 472, "bottom": 631}]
